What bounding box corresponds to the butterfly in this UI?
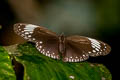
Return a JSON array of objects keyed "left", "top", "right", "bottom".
[{"left": 14, "top": 23, "right": 111, "bottom": 62}]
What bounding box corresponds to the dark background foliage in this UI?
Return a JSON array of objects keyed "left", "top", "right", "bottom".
[{"left": 0, "top": 0, "right": 119, "bottom": 79}]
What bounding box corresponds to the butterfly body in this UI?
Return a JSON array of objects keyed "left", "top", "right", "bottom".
[
  {"left": 58, "top": 33, "right": 66, "bottom": 57},
  {"left": 14, "top": 23, "right": 111, "bottom": 62}
]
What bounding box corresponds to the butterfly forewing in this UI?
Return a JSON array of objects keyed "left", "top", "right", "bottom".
[
  {"left": 14, "top": 23, "right": 57, "bottom": 42},
  {"left": 63, "top": 36, "right": 111, "bottom": 62}
]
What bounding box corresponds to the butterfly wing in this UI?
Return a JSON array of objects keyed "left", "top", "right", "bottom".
[
  {"left": 14, "top": 23, "right": 60, "bottom": 59},
  {"left": 63, "top": 35, "right": 111, "bottom": 62},
  {"left": 35, "top": 38, "right": 60, "bottom": 59},
  {"left": 14, "top": 23, "right": 57, "bottom": 42}
]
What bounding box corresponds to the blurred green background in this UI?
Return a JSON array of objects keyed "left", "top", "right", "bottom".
[{"left": 0, "top": 0, "right": 119, "bottom": 78}]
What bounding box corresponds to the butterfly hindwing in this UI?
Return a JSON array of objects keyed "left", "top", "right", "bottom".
[
  {"left": 62, "top": 35, "right": 111, "bottom": 62},
  {"left": 35, "top": 38, "right": 60, "bottom": 60},
  {"left": 63, "top": 37, "right": 89, "bottom": 62}
]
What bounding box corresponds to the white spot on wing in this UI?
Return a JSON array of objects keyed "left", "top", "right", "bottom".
[
  {"left": 39, "top": 46, "right": 42, "bottom": 48},
  {"left": 48, "top": 54, "right": 50, "bottom": 57},
  {"left": 25, "top": 32, "right": 29, "bottom": 34},
  {"left": 29, "top": 32, "right": 33, "bottom": 34},
  {"left": 24, "top": 24, "right": 38, "bottom": 32},
  {"left": 47, "top": 51, "right": 49, "bottom": 53},
  {"left": 88, "top": 51, "right": 91, "bottom": 54},
  {"left": 83, "top": 54, "right": 85, "bottom": 57},
  {"left": 72, "top": 59, "right": 74, "bottom": 62},
  {"left": 40, "top": 41, "right": 43, "bottom": 44},
  {"left": 75, "top": 56, "right": 78, "bottom": 58},
  {"left": 93, "top": 50, "right": 96, "bottom": 52},
  {"left": 70, "top": 56, "right": 72, "bottom": 58},
  {"left": 32, "top": 38, "right": 35, "bottom": 40},
  {"left": 28, "top": 35, "right": 31, "bottom": 37},
  {"left": 68, "top": 58, "right": 71, "bottom": 62},
  {"left": 18, "top": 26, "right": 20, "bottom": 28}
]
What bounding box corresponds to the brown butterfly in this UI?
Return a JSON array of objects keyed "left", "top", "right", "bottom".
[{"left": 14, "top": 23, "right": 111, "bottom": 62}]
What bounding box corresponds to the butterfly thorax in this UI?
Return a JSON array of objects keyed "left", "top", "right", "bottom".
[{"left": 58, "top": 34, "right": 66, "bottom": 55}]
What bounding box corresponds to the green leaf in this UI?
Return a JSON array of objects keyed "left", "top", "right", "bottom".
[
  {"left": 14, "top": 43, "right": 112, "bottom": 80},
  {"left": 0, "top": 46, "right": 16, "bottom": 80}
]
